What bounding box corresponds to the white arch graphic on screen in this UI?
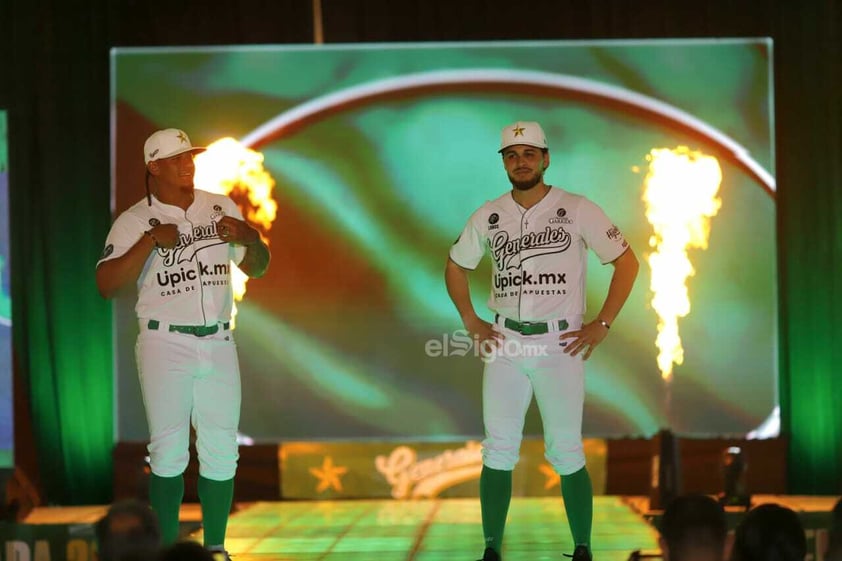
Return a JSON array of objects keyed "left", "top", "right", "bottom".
[{"left": 240, "top": 68, "right": 775, "bottom": 195}]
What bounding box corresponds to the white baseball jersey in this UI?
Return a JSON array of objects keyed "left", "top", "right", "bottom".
[
  {"left": 98, "top": 189, "right": 247, "bottom": 325},
  {"left": 450, "top": 186, "right": 628, "bottom": 322}
]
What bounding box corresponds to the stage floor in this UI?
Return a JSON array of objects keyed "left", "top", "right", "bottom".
[
  {"left": 23, "top": 496, "right": 658, "bottom": 560},
  {"left": 195, "top": 496, "right": 657, "bottom": 561},
  {"left": 19, "top": 495, "right": 838, "bottom": 560}
]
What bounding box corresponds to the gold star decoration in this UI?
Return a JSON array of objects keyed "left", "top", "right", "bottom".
[
  {"left": 309, "top": 456, "right": 348, "bottom": 493},
  {"left": 512, "top": 126, "right": 525, "bottom": 137},
  {"left": 539, "top": 463, "right": 561, "bottom": 490},
  {"left": 176, "top": 131, "right": 188, "bottom": 144}
]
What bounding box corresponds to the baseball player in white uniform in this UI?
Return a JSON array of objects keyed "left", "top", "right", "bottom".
[
  {"left": 445, "top": 121, "right": 639, "bottom": 561},
  {"left": 96, "top": 128, "right": 270, "bottom": 558}
]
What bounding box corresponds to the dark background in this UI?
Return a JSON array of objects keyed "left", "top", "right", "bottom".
[{"left": 0, "top": 0, "right": 839, "bottom": 505}]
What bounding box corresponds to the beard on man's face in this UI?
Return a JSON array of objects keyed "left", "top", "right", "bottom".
[{"left": 508, "top": 170, "right": 543, "bottom": 191}]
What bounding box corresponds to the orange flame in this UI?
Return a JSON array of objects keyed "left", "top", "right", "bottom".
[
  {"left": 642, "top": 146, "right": 722, "bottom": 381},
  {"left": 194, "top": 138, "right": 278, "bottom": 323}
]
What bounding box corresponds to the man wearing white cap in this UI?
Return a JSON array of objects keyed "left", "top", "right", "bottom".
[
  {"left": 446, "top": 121, "right": 639, "bottom": 561},
  {"left": 96, "top": 128, "right": 270, "bottom": 559}
]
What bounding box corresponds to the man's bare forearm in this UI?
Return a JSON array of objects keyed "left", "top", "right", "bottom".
[
  {"left": 595, "top": 247, "right": 639, "bottom": 326},
  {"left": 238, "top": 239, "right": 271, "bottom": 278},
  {"left": 96, "top": 233, "right": 157, "bottom": 298},
  {"left": 445, "top": 257, "right": 480, "bottom": 326}
]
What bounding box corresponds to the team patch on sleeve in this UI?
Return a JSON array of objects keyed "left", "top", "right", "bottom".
[{"left": 606, "top": 225, "right": 623, "bottom": 241}]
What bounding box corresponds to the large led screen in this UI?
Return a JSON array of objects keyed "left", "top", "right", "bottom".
[{"left": 110, "top": 39, "right": 776, "bottom": 442}]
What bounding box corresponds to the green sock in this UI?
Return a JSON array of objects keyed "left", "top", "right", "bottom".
[
  {"left": 561, "top": 466, "right": 593, "bottom": 548},
  {"left": 480, "top": 465, "right": 512, "bottom": 555},
  {"left": 198, "top": 476, "right": 235, "bottom": 549},
  {"left": 149, "top": 473, "right": 184, "bottom": 545}
]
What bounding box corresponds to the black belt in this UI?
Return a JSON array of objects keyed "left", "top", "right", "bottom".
[
  {"left": 496, "top": 314, "right": 569, "bottom": 336},
  {"left": 147, "top": 319, "right": 230, "bottom": 337}
]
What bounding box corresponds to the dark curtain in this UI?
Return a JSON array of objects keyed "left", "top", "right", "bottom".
[{"left": 1, "top": 0, "right": 838, "bottom": 504}]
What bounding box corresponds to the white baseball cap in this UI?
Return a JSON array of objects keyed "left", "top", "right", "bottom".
[
  {"left": 498, "top": 121, "right": 548, "bottom": 152},
  {"left": 143, "top": 128, "right": 206, "bottom": 164}
]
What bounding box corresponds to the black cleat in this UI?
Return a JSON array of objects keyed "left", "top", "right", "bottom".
[
  {"left": 477, "top": 547, "right": 501, "bottom": 561},
  {"left": 564, "top": 544, "right": 592, "bottom": 561}
]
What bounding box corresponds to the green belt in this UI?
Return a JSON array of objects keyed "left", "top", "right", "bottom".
[
  {"left": 497, "top": 314, "right": 569, "bottom": 336},
  {"left": 147, "top": 319, "right": 230, "bottom": 337}
]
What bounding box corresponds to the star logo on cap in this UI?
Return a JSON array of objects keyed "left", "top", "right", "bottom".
[
  {"left": 176, "top": 131, "right": 188, "bottom": 144},
  {"left": 512, "top": 126, "right": 525, "bottom": 137}
]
